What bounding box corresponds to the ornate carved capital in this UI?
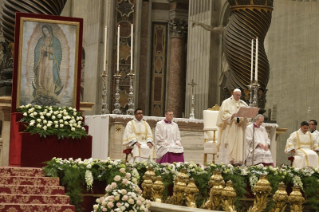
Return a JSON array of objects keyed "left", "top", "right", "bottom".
[{"left": 168, "top": 19, "right": 188, "bottom": 38}]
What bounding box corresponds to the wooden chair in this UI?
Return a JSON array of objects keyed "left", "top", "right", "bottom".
[
  {"left": 123, "top": 146, "right": 133, "bottom": 163},
  {"left": 288, "top": 156, "right": 294, "bottom": 167}
]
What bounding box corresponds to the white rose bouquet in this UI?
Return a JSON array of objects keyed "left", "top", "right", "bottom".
[
  {"left": 93, "top": 170, "right": 151, "bottom": 212},
  {"left": 17, "top": 104, "right": 87, "bottom": 139}
]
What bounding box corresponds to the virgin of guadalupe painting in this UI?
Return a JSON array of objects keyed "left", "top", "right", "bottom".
[
  {"left": 32, "top": 24, "right": 64, "bottom": 105},
  {"left": 12, "top": 13, "right": 83, "bottom": 111}
]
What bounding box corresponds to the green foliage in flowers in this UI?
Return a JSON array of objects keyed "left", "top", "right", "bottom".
[
  {"left": 17, "top": 104, "right": 87, "bottom": 139},
  {"left": 43, "top": 158, "right": 319, "bottom": 212}
]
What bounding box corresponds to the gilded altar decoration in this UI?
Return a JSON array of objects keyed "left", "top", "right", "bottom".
[
  {"left": 202, "top": 169, "right": 224, "bottom": 210},
  {"left": 248, "top": 174, "right": 272, "bottom": 212},
  {"left": 43, "top": 159, "right": 319, "bottom": 211},
  {"left": 270, "top": 182, "right": 288, "bottom": 212},
  {"left": 144, "top": 167, "right": 156, "bottom": 181},
  {"left": 184, "top": 178, "right": 199, "bottom": 208},
  {"left": 166, "top": 168, "right": 189, "bottom": 205},
  {"left": 288, "top": 185, "right": 304, "bottom": 212},
  {"left": 151, "top": 176, "right": 165, "bottom": 203},
  {"left": 141, "top": 173, "right": 154, "bottom": 200},
  {"left": 221, "top": 180, "right": 237, "bottom": 212}
]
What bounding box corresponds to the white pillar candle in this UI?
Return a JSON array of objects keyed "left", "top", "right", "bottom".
[
  {"left": 255, "top": 37, "right": 258, "bottom": 82},
  {"left": 117, "top": 25, "right": 120, "bottom": 72},
  {"left": 131, "top": 24, "right": 133, "bottom": 71},
  {"left": 103, "top": 26, "right": 107, "bottom": 71},
  {"left": 250, "top": 39, "right": 254, "bottom": 83}
]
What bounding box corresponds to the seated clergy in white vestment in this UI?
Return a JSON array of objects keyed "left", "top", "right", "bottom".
[
  {"left": 155, "top": 110, "right": 184, "bottom": 163},
  {"left": 123, "top": 108, "right": 154, "bottom": 162},
  {"left": 285, "top": 121, "right": 319, "bottom": 168},
  {"left": 246, "top": 114, "right": 274, "bottom": 166}
]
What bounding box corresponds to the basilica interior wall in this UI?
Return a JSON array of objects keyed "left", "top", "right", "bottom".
[
  {"left": 61, "top": 0, "right": 109, "bottom": 115},
  {"left": 3, "top": 0, "right": 318, "bottom": 166},
  {"left": 265, "top": 0, "right": 319, "bottom": 165}
]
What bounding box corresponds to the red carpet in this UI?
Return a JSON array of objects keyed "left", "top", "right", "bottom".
[{"left": 0, "top": 166, "right": 75, "bottom": 212}]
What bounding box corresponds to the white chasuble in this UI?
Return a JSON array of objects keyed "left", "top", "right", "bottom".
[
  {"left": 216, "top": 96, "right": 248, "bottom": 164},
  {"left": 155, "top": 120, "right": 183, "bottom": 158},
  {"left": 123, "top": 118, "right": 154, "bottom": 161},
  {"left": 246, "top": 124, "right": 274, "bottom": 165},
  {"left": 285, "top": 129, "right": 319, "bottom": 168}
]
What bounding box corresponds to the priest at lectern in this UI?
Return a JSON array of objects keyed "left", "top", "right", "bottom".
[{"left": 216, "top": 88, "right": 249, "bottom": 165}]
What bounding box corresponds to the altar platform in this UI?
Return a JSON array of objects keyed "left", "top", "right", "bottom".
[{"left": 85, "top": 114, "right": 282, "bottom": 165}]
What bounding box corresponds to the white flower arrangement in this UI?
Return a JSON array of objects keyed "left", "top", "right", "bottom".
[
  {"left": 93, "top": 170, "right": 151, "bottom": 212},
  {"left": 85, "top": 170, "right": 94, "bottom": 190},
  {"left": 18, "top": 104, "right": 87, "bottom": 139},
  {"left": 293, "top": 176, "right": 303, "bottom": 189}
]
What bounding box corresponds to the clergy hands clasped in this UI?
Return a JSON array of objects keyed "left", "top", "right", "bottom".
[
  {"left": 135, "top": 142, "right": 153, "bottom": 149},
  {"left": 258, "top": 143, "right": 269, "bottom": 151},
  {"left": 147, "top": 142, "right": 153, "bottom": 149}
]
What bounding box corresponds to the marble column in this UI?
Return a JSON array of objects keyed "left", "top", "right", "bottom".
[{"left": 167, "top": 19, "right": 187, "bottom": 118}]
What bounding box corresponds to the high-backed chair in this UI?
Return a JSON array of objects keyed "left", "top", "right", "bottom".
[{"left": 203, "top": 104, "right": 220, "bottom": 164}]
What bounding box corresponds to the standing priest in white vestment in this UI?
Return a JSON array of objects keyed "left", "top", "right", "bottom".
[
  {"left": 155, "top": 110, "right": 184, "bottom": 163},
  {"left": 285, "top": 121, "right": 319, "bottom": 168},
  {"left": 216, "top": 88, "right": 249, "bottom": 165},
  {"left": 123, "top": 108, "right": 154, "bottom": 162},
  {"left": 246, "top": 114, "right": 274, "bottom": 166}
]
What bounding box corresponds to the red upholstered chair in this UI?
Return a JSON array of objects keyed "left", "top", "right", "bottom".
[{"left": 123, "top": 146, "right": 133, "bottom": 163}]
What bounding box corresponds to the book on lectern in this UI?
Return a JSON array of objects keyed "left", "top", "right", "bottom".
[{"left": 235, "top": 107, "right": 260, "bottom": 119}]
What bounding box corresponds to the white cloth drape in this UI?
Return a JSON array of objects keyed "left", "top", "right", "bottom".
[{"left": 85, "top": 115, "right": 109, "bottom": 159}]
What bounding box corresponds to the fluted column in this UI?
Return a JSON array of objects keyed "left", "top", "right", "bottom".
[
  {"left": 167, "top": 19, "right": 187, "bottom": 118},
  {"left": 224, "top": 0, "right": 273, "bottom": 109}
]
